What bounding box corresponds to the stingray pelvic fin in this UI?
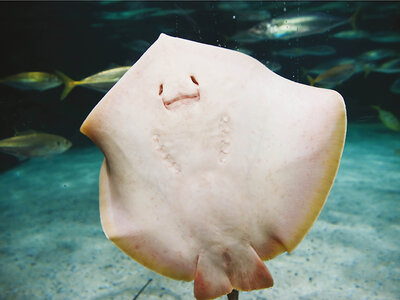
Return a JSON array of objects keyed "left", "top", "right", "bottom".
[{"left": 194, "top": 245, "right": 273, "bottom": 300}]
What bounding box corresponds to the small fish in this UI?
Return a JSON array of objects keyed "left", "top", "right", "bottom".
[
  {"left": 56, "top": 66, "right": 130, "bottom": 100},
  {"left": 376, "top": 3, "right": 400, "bottom": 12},
  {"left": 370, "top": 106, "right": 400, "bottom": 131},
  {"left": 390, "top": 78, "right": 400, "bottom": 94},
  {"left": 369, "top": 31, "right": 400, "bottom": 43},
  {"left": 358, "top": 49, "right": 396, "bottom": 62},
  {"left": 232, "top": 30, "right": 265, "bottom": 43},
  {"left": 91, "top": 23, "right": 105, "bottom": 28},
  {"left": 305, "top": 2, "right": 358, "bottom": 13},
  {"left": 262, "top": 60, "right": 282, "bottom": 72},
  {"left": 373, "top": 58, "right": 400, "bottom": 74},
  {"left": 307, "top": 63, "right": 360, "bottom": 87},
  {"left": 216, "top": 2, "right": 250, "bottom": 11},
  {"left": 275, "top": 45, "right": 336, "bottom": 57},
  {"left": 156, "top": 26, "right": 175, "bottom": 35},
  {"left": 0, "top": 72, "right": 62, "bottom": 91},
  {"left": 0, "top": 131, "right": 72, "bottom": 159},
  {"left": 101, "top": 7, "right": 159, "bottom": 21},
  {"left": 147, "top": 8, "right": 195, "bottom": 18},
  {"left": 123, "top": 40, "right": 151, "bottom": 52},
  {"left": 235, "top": 11, "right": 357, "bottom": 42},
  {"left": 308, "top": 58, "right": 357, "bottom": 75},
  {"left": 333, "top": 30, "right": 369, "bottom": 39},
  {"left": 101, "top": 7, "right": 194, "bottom": 21},
  {"left": 235, "top": 47, "right": 254, "bottom": 56},
  {"left": 98, "top": 0, "right": 121, "bottom": 5},
  {"left": 233, "top": 10, "right": 271, "bottom": 22}
]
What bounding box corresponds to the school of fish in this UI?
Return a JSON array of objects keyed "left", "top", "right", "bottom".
[{"left": 0, "top": 1, "right": 399, "bottom": 161}]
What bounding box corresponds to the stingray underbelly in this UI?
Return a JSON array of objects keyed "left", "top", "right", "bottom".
[
  {"left": 151, "top": 112, "right": 233, "bottom": 172},
  {"left": 100, "top": 160, "right": 274, "bottom": 298},
  {"left": 100, "top": 111, "right": 277, "bottom": 298}
]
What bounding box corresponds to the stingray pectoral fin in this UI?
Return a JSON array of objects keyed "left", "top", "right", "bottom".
[
  {"left": 267, "top": 89, "right": 347, "bottom": 254},
  {"left": 98, "top": 162, "right": 197, "bottom": 282}
]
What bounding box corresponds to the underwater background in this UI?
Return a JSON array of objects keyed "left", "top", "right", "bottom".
[{"left": 0, "top": 1, "right": 399, "bottom": 299}]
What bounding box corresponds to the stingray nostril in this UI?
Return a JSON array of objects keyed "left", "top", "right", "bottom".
[
  {"left": 190, "top": 75, "right": 199, "bottom": 85},
  {"left": 159, "top": 84, "right": 163, "bottom": 95}
]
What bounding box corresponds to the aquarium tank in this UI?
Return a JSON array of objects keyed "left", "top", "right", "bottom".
[{"left": 0, "top": 1, "right": 399, "bottom": 299}]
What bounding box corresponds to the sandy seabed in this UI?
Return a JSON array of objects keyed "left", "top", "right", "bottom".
[{"left": 0, "top": 123, "right": 399, "bottom": 300}]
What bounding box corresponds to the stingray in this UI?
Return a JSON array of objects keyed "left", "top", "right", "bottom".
[{"left": 80, "top": 34, "right": 346, "bottom": 300}]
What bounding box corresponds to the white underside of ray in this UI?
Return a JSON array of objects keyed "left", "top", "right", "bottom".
[{"left": 81, "top": 33, "right": 346, "bottom": 300}]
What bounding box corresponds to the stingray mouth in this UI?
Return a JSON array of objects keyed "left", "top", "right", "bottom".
[
  {"left": 162, "top": 91, "right": 200, "bottom": 110},
  {"left": 159, "top": 75, "right": 200, "bottom": 110}
]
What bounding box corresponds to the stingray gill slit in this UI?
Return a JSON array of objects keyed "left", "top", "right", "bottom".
[{"left": 160, "top": 76, "right": 200, "bottom": 110}]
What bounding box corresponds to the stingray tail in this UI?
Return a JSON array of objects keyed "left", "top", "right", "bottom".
[
  {"left": 55, "top": 70, "right": 78, "bottom": 101},
  {"left": 132, "top": 279, "right": 152, "bottom": 300}
]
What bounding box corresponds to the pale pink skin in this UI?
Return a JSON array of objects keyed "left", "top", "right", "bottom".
[{"left": 81, "top": 34, "right": 347, "bottom": 300}]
